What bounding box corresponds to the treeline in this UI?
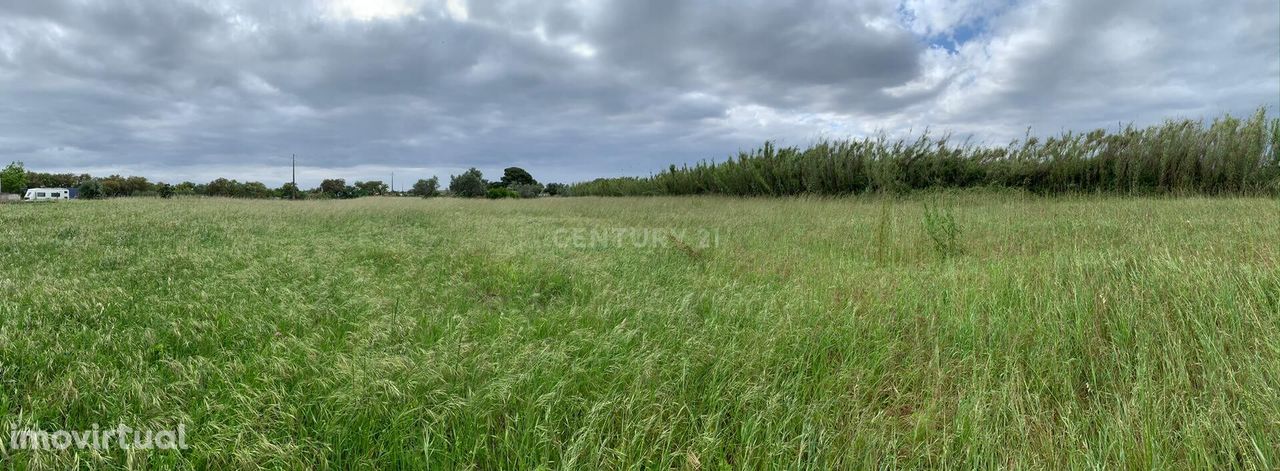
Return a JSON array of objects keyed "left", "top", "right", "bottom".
[
  {"left": 1, "top": 167, "right": 374, "bottom": 200},
  {"left": 569, "top": 108, "right": 1280, "bottom": 197},
  {"left": 0, "top": 163, "right": 569, "bottom": 200}
]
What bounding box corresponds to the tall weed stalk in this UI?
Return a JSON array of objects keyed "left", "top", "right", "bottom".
[{"left": 922, "top": 200, "right": 963, "bottom": 259}]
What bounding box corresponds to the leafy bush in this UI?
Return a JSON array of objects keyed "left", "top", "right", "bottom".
[
  {"left": 203, "top": 178, "right": 273, "bottom": 198},
  {"left": 175, "top": 182, "right": 198, "bottom": 196},
  {"left": 77, "top": 179, "right": 103, "bottom": 200},
  {"left": 450, "top": 168, "right": 487, "bottom": 198},
  {"left": 544, "top": 183, "right": 567, "bottom": 196},
  {"left": 1, "top": 161, "right": 25, "bottom": 195},
  {"left": 158, "top": 183, "right": 175, "bottom": 199},
  {"left": 277, "top": 182, "right": 301, "bottom": 200},
  {"left": 510, "top": 183, "right": 543, "bottom": 198},
  {"left": 337, "top": 186, "right": 367, "bottom": 199},
  {"left": 412, "top": 177, "right": 440, "bottom": 197},
  {"left": 355, "top": 180, "right": 388, "bottom": 196},
  {"left": 486, "top": 187, "right": 519, "bottom": 199},
  {"left": 319, "top": 179, "right": 346, "bottom": 196}
]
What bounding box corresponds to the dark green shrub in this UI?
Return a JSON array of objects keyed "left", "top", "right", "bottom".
[
  {"left": 544, "top": 183, "right": 567, "bottom": 196},
  {"left": 77, "top": 179, "right": 103, "bottom": 200},
  {"left": 412, "top": 177, "right": 440, "bottom": 197},
  {"left": 0, "top": 162, "right": 25, "bottom": 196},
  {"left": 510, "top": 183, "right": 543, "bottom": 198},
  {"left": 319, "top": 179, "right": 346, "bottom": 196},
  {"left": 354, "top": 180, "right": 388, "bottom": 196},
  {"left": 276, "top": 182, "right": 301, "bottom": 199},
  {"left": 337, "top": 186, "right": 367, "bottom": 199},
  {"left": 486, "top": 187, "right": 519, "bottom": 199},
  {"left": 450, "top": 168, "right": 487, "bottom": 198}
]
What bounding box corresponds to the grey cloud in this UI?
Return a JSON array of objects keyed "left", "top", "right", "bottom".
[
  {"left": 0, "top": 0, "right": 1275, "bottom": 187},
  {"left": 584, "top": 0, "right": 922, "bottom": 109}
]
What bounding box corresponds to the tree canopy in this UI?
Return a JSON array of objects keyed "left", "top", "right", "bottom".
[
  {"left": 500, "top": 167, "right": 537, "bottom": 187},
  {"left": 1, "top": 162, "right": 27, "bottom": 195},
  {"left": 450, "top": 168, "right": 487, "bottom": 197}
]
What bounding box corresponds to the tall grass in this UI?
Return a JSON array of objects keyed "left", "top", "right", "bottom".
[
  {"left": 1, "top": 196, "right": 1278, "bottom": 468},
  {"left": 570, "top": 108, "right": 1280, "bottom": 197}
]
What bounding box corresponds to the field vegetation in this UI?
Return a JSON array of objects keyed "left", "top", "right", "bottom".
[
  {"left": 570, "top": 109, "right": 1280, "bottom": 197},
  {"left": 1, "top": 194, "right": 1277, "bottom": 468}
]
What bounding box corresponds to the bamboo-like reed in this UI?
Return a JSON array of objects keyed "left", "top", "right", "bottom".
[{"left": 571, "top": 108, "right": 1280, "bottom": 197}]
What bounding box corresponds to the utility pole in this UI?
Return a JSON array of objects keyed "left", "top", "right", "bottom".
[
  {"left": 291, "top": 154, "right": 297, "bottom": 200},
  {"left": 391, "top": 172, "right": 395, "bottom": 195}
]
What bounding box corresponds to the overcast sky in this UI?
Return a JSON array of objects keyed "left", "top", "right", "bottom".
[{"left": 1, "top": 0, "right": 1277, "bottom": 188}]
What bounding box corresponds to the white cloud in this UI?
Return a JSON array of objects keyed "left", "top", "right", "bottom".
[
  {"left": 444, "top": 0, "right": 469, "bottom": 21},
  {"left": 327, "top": 0, "right": 421, "bottom": 21}
]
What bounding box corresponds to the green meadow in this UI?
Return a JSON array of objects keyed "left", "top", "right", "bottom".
[{"left": 1, "top": 194, "right": 1278, "bottom": 468}]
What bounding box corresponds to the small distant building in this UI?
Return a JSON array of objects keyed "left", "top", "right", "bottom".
[{"left": 23, "top": 188, "right": 76, "bottom": 201}]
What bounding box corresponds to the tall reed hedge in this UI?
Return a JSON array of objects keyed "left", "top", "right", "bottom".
[{"left": 570, "top": 108, "right": 1280, "bottom": 196}]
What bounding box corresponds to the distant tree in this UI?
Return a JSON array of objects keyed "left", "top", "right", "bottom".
[
  {"left": 26, "top": 171, "right": 77, "bottom": 189},
  {"left": 449, "top": 168, "right": 487, "bottom": 197},
  {"left": 277, "top": 182, "right": 301, "bottom": 200},
  {"left": 320, "top": 179, "right": 346, "bottom": 196},
  {"left": 22, "top": 170, "right": 43, "bottom": 189},
  {"left": 412, "top": 177, "right": 440, "bottom": 197},
  {"left": 157, "top": 183, "right": 175, "bottom": 199},
  {"left": 241, "top": 182, "right": 272, "bottom": 199},
  {"left": 100, "top": 175, "right": 127, "bottom": 197},
  {"left": 338, "top": 185, "right": 367, "bottom": 199},
  {"left": 1, "top": 162, "right": 27, "bottom": 195},
  {"left": 355, "top": 180, "right": 389, "bottom": 196},
  {"left": 544, "top": 183, "right": 567, "bottom": 196},
  {"left": 205, "top": 178, "right": 237, "bottom": 197},
  {"left": 77, "top": 179, "right": 103, "bottom": 200},
  {"left": 125, "top": 176, "right": 152, "bottom": 195},
  {"left": 175, "top": 181, "right": 198, "bottom": 196},
  {"left": 500, "top": 167, "right": 537, "bottom": 187}
]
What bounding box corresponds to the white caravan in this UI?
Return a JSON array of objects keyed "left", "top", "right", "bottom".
[{"left": 23, "top": 188, "right": 72, "bottom": 201}]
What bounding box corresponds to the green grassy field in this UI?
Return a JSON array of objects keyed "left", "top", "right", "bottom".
[{"left": 1, "top": 194, "right": 1278, "bottom": 468}]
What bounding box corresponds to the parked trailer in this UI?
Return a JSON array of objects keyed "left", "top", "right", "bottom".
[{"left": 23, "top": 188, "right": 73, "bottom": 201}]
